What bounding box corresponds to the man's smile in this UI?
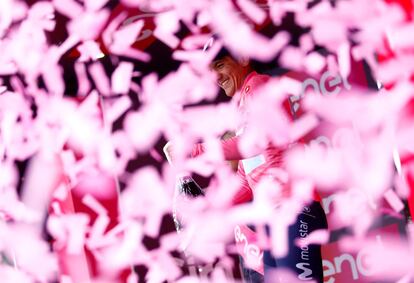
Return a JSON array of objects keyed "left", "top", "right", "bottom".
[{"left": 219, "top": 78, "right": 230, "bottom": 88}]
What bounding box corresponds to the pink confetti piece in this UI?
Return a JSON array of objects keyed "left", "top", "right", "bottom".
[
  {"left": 299, "top": 33, "right": 314, "bottom": 53},
  {"left": 159, "top": 232, "right": 181, "bottom": 252},
  {"left": 304, "top": 54, "right": 326, "bottom": 77},
  {"left": 311, "top": 21, "right": 348, "bottom": 53},
  {"left": 102, "top": 11, "right": 127, "bottom": 45},
  {"left": 89, "top": 62, "right": 112, "bottom": 96},
  {"left": 75, "top": 62, "right": 92, "bottom": 96},
  {"left": 0, "top": 62, "right": 17, "bottom": 76},
  {"left": 236, "top": 0, "right": 267, "bottom": 25},
  {"left": 53, "top": 183, "right": 69, "bottom": 202},
  {"left": 21, "top": 153, "right": 63, "bottom": 221},
  {"left": 78, "top": 40, "right": 105, "bottom": 62},
  {"left": 181, "top": 34, "right": 212, "bottom": 50},
  {"left": 51, "top": 201, "right": 63, "bottom": 215},
  {"left": 10, "top": 76, "right": 27, "bottom": 97},
  {"left": 98, "top": 222, "right": 144, "bottom": 272},
  {"left": 127, "top": 272, "right": 138, "bottom": 283},
  {"left": 353, "top": 236, "right": 414, "bottom": 281},
  {"left": 52, "top": 0, "right": 84, "bottom": 20},
  {"left": 154, "top": 11, "right": 181, "bottom": 49},
  {"left": 144, "top": 209, "right": 163, "bottom": 238},
  {"left": 82, "top": 194, "right": 108, "bottom": 215},
  {"left": 86, "top": 228, "right": 120, "bottom": 250},
  {"left": 47, "top": 215, "right": 68, "bottom": 248},
  {"left": 124, "top": 109, "right": 163, "bottom": 152},
  {"left": 210, "top": 267, "right": 231, "bottom": 282},
  {"left": 103, "top": 96, "right": 132, "bottom": 125},
  {"left": 84, "top": 0, "right": 109, "bottom": 12},
  {"left": 65, "top": 214, "right": 90, "bottom": 255},
  {"left": 286, "top": 145, "right": 345, "bottom": 191},
  {"left": 121, "top": 167, "right": 171, "bottom": 220},
  {"left": 106, "top": 18, "right": 151, "bottom": 62},
  {"left": 150, "top": 251, "right": 182, "bottom": 281},
  {"left": 41, "top": 48, "right": 65, "bottom": 95},
  {"left": 280, "top": 46, "right": 305, "bottom": 71},
  {"left": 132, "top": 70, "right": 141, "bottom": 77},
  {"left": 394, "top": 173, "right": 410, "bottom": 198},
  {"left": 0, "top": 266, "right": 32, "bottom": 283},
  {"left": 58, "top": 251, "right": 92, "bottom": 282},
  {"left": 0, "top": 0, "right": 13, "bottom": 37},
  {"left": 56, "top": 35, "right": 81, "bottom": 59},
  {"left": 0, "top": 189, "right": 41, "bottom": 223},
  {"left": 290, "top": 179, "right": 314, "bottom": 202},
  {"left": 28, "top": 1, "right": 56, "bottom": 31},
  {"left": 106, "top": 130, "right": 136, "bottom": 174},
  {"left": 153, "top": 29, "right": 181, "bottom": 49},
  {"left": 384, "top": 189, "right": 405, "bottom": 213},
  {"left": 396, "top": 274, "right": 412, "bottom": 283},
  {"left": 97, "top": 136, "right": 117, "bottom": 173},
  {"left": 88, "top": 214, "right": 110, "bottom": 243},
  {"left": 68, "top": 9, "right": 111, "bottom": 42},
  {"left": 7, "top": 225, "right": 59, "bottom": 281},
  {"left": 172, "top": 49, "right": 206, "bottom": 70},
  {"left": 111, "top": 62, "right": 134, "bottom": 94},
  {"left": 180, "top": 104, "right": 240, "bottom": 139},
  {"left": 338, "top": 42, "right": 351, "bottom": 82},
  {"left": 295, "top": 229, "right": 329, "bottom": 248},
  {"left": 289, "top": 113, "right": 319, "bottom": 143},
  {"left": 377, "top": 55, "right": 414, "bottom": 84},
  {"left": 270, "top": 215, "right": 289, "bottom": 259},
  {"left": 121, "top": 47, "right": 152, "bottom": 62},
  {"left": 209, "top": 0, "right": 290, "bottom": 61},
  {"left": 150, "top": 148, "right": 163, "bottom": 162},
  {"left": 60, "top": 274, "right": 74, "bottom": 283},
  {"left": 388, "top": 22, "right": 414, "bottom": 51}
]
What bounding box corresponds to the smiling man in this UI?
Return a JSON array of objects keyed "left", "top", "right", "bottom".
[
  {"left": 165, "top": 41, "right": 327, "bottom": 283},
  {"left": 210, "top": 56, "right": 253, "bottom": 98},
  {"left": 206, "top": 50, "right": 327, "bottom": 283}
]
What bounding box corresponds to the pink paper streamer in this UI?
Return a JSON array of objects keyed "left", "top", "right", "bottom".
[
  {"left": 384, "top": 189, "right": 405, "bottom": 213},
  {"left": 52, "top": 0, "right": 84, "bottom": 20},
  {"left": 74, "top": 62, "right": 92, "bottom": 96},
  {"left": 89, "top": 62, "right": 111, "bottom": 96},
  {"left": 82, "top": 194, "right": 108, "bottom": 215},
  {"left": 237, "top": 0, "right": 267, "bottom": 25},
  {"left": 111, "top": 62, "right": 134, "bottom": 94}
]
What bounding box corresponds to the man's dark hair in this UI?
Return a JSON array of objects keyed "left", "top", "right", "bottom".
[
  {"left": 212, "top": 46, "right": 287, "bottom": 76},
  {"left": 212, "top": 47, "right": 232, "bottom": 62}
]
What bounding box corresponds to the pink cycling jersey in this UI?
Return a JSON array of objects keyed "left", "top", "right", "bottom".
[
  {"left": 191, "top": 71, "right": 288, "bottom": 204},
  {"left": 191, "top": 72, "right": 323, "bottom": 274}
]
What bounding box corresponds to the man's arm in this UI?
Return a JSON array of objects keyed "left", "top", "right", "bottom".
[{"left": 191, "top": 135, "right": 261, "bottom": 161}]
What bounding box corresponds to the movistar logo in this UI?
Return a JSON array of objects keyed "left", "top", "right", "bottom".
[{"left": 296, "top": 262, "right": 313, "bottom": 280}]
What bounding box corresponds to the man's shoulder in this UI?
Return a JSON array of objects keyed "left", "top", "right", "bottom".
[
  {"left": 249, "top": 72, "right": 270, "bottom": 86},
  {"left": 244, "top": 72, "right": 270, "bottom": 93}
]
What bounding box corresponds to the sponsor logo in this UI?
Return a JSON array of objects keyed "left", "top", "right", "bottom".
[
  {"left": 323, "top": 235, "right": 382, "bottom": 283},
  {"left": 296, "top": 207, "right": 314, "bottom": 281},
  {"left": 296, "top": 262, "right": 313, "bottom": 281},
  {"left": 234, "top": 225, "right": 264, "bottom": 274},
  {"left": 289, "top": 70, "right": 352, "bottom": 114}
]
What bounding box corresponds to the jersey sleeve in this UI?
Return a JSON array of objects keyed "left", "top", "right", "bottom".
[
  {"left": 232, "top": 162, "right": 253, "bottom": 205},
  {"left": 191, "top": 135, "right": 262, "bottom": 161}
]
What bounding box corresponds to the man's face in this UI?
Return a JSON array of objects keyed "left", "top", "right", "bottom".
[{"left": 210, "top": 56, "right": 249, "bottom": 97}]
